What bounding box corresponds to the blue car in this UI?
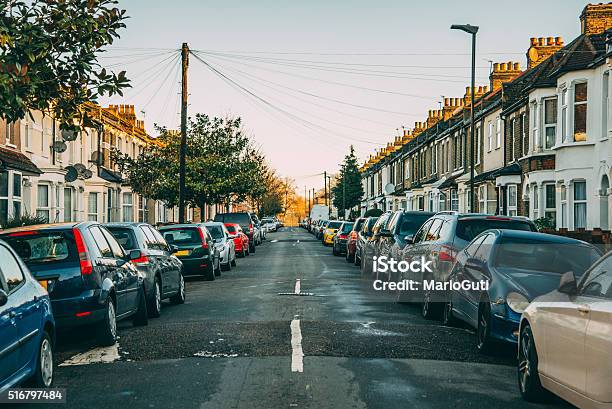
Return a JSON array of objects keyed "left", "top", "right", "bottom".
[
  {"left": 0, "top": 239, "right": 55, "bottom": 392},
  {"left": 444, "top": 229, "right": 602, "bottom": 352}
]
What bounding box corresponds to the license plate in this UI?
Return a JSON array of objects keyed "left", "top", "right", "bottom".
[
  {"left": 175, "top": 250, "right": 190, "bottom": 257},
  {"left": 38, "top": 280, "right": 48, "bottom": 290}
]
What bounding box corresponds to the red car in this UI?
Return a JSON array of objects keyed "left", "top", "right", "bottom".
[
  {"left": 345, "top": 217, "right": 366, "bottom": 263},
  {"left": 225, "top": 223, "right": 250, "bottom": 257}
]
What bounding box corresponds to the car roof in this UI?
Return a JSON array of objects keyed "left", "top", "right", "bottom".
[
  {"left": 402, "top": 211, "right": 436, "bottom": 216},
  {"left": 105, "top": 222, "right": 150, "bottom": 228},
  {"left": 495, "top": 229, "right": 591, "bottom": 245},
  {"left": 0, "top": 221, "right": 90, "bottom": 234},
  {"left": 158, "top": 223, "right": 204, "bottom": 229}
]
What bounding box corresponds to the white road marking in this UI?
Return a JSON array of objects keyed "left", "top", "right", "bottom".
[
  {"left": 290, "top": 319, "right": 304, "bottom": 373},
  {"left": 271, "top": 239, "right": 279, "bottom": 243},
  {"left": 294, "top": 279, "right": 301, "bottom": 295},
  {"left": 59, "top": 344, "right": 120, "bottom": 366}
]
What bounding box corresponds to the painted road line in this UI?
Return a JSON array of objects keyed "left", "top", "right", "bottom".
[
  {"left": 59, "top": 344, "right": 120, "bottom": 366},
  {"left": 290, "top": 318, "right": 304, "bottom": 373},
  {"left": 271, "top": 239, "right": 279, "bottom": 243},
  {"left": 294, "top": 278, "right": 301, "bottom": 295}
]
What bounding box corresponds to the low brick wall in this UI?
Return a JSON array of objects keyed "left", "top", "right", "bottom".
[{"left": 541, "top": 228, "right": 612, "bottom": 252}]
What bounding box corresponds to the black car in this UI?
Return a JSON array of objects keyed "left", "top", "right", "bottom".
[
  {"left": 445, "top": 229, "right": 602, "bottom": 351},
  {"left": 360, "top": 212, "right": 393, "bottom": 276},
  {"left": 0, "top": 222, "right": 149, "bottom": 346},
  {"left": 159, "top": 224, "right": 220, "bottom": 281},
  {"left": 106, "top": 223, "right": 185, "bottom": 318},
  {"left": 214, "top": 212, "right": 256, "bottom": 253},
  {"left": 345, "top": 217, "right": 366, "bottom": 263},
  {"left": 332, "top": 222, "right": 354, "bottom": 256},
  {"left": 355, "top": 217, "right": 378, "bottom": 267}
]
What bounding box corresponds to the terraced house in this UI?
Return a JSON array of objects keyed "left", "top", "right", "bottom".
[
  {"left": 360, "top": 3, "right": 612, "bottom": 231},
  {"left": 0, "top": 103, "right": 172, "bottom": 227}
]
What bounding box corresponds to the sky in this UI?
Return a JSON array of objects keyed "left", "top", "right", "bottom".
[{"left": 99, "top": 0, "right": 590, "bottom": 193}]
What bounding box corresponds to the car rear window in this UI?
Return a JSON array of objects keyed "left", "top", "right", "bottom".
[
  {"left": 494, "top": 237, "right": 601, "bottom": 275},
  {"left": 398, "top": 215, "right": 432, "bottom": 237},
  {"left": 456, "top": 219, "right": 534, "bottom": 242},
  {"left": 214, "top": 213, "right": 250, "bottom": 225},
  {"left": 225, "top": 225, "right": 237, "bottom": 234},
  {"left": 328, "top": 221, "right": 342, "bottom": 229},
  {"left": 160, "top": 228, "right": 202, "bottom": 246},
  {"left": 206, "top": 225, "right": 224, "bottom": 240},
  {"left": 353, "top": 219, "right": 365, "bottom": 231},
  {"left": 107, "top": 227, "right": 138, "bottom": 250},
  {"left": 340, "top": 223, "right": 354, "bottom": 233},
  {"left": 3, "top": 230, "right": 78, "bottom": 264}
]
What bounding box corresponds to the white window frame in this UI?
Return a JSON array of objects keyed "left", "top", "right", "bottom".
[
  {"left": 122, "top": 192, "right": 134, "bottom": 222},
  {"left": 5, "top": 122, "right": 16, "bottom": 147},
  {"left": 573, "top": 180, "right": 587, "bottom": 229},
  {"left": 478, "top": 185, "right": 486, "bottom": 213},
  {"left": 88, "top": 192, "right": 99, "bottom": 222},
  {"left": 560, "top": 87, "right": 568, "bottom": 143},
  {"left": 543, "top": 183, "right": 557, "bottom": 224},
  {"left": 532, "top": 185, "right": 539, "bottom": 219},
  {"left": 24, "top": 117, "right": 31, "bottom": 150},
  {"left": 530, "top": 101, "right": 539, "bottom": 151},
  {"left": 496, "top": 116, "right": 502, "bottom": 149},
  {"left": 450, "top": 189, "right": 459, "bottom": 211},
  {"left": 507, "top": 184, "right": 518, "bottom": 216},
  {"left": 36, "top": 183, "right": 50, "bottom": 222},
  {"left": 603, "top": 71, "right": 609, "bottom": 140},
  {"left": 475, "top": 125, "right": 481, "bottom": 165},
  {"left": 560, "top": 185, "right": 567, "bottom": 228},
  {"left": 63, "top": 187, "right": 73, "bottom": 222},
  {"left": 520, "top": 112, "right": 527, "bottom": 157},
  {"left": 488, "top": 121, "right": 494, "bottom": 152},
  {"left": 543, "top": 97, "right": 557, "bottom": 150},
  {"left": 572, "top": 81, "right": 588, "bottom": 142}
]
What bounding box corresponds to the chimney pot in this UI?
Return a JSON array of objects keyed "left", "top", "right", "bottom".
[
  {"left": 555, "top": 36, "right": 563, "bottom": 45},
  {"left": 530, "top": 37, "right": 538, "bottom": 45},
  {"left": 500, "top": 63, "right": 507, "bottom": 71},
  {"left": 513, "top": 62, "right": 520, "bottom": 71},
  {"left": 547, "top": 37, "right": 554, "bottom": 45},
  {"left": 538, "top": 37, "right": 544, "bottom": 46}
]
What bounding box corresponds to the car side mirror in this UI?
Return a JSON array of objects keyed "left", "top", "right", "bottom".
[
  {"left": 0, "top": 289, "right": 7, "bottom": 307},
  {"left": 129, "top": 249, "right": 143, "bottom": 261},
  {"left": 465, "top": 258, "right": 485, "bottom": 271},
  {"left": 558, "top": 271, "right": 578, "bottom": 295},
  {"left": 404, "top": 235, "right": 414, "bottom": 243},
  {"left": 170, "top": 245, "right": 179, "bottom": 253},
  {"left": 379, "top": 229, "right": 392, "bottom": 238}
]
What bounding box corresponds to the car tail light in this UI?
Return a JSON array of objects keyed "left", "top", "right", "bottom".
[
  {"left": 338, "top": 234, "right": 348, "bottom": 239},
  {"left": 197, "top": 228, "right": 209, "bottom": 249},
  {"left": 485, "top": 216, "right": 511, "bottom": 221},
  {"left": 439, "top": 245, "right": 456, "bottom": 263},
  {"left": 131, "top": 254, "right": 150, "bottom": 265},
  {"left": 75, "top": 311, "right": 91, "bottom": 317},
  {"left": 349, "top": 231, "right": 358, "bottom": 240},
  {"left": 249, "top": 224, "right": 254, "bottom": 233},
  {"left": 7, "top": 230, "right": 36, "bottom": 237},
  {"left": 73, "top": 228, "right": 93, "bottom": 275}
]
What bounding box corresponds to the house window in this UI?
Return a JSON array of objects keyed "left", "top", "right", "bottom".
[
  {"left": 507, "top": 184, "right": 518, "bottom": 216},
  {"left": 24, "top": 118, "right": 31, "bottom": 149},
  {"left": 560, "top": 185, "right": 567, "bottom": 228},
  {"left": 0, "top": 172, "right": 8, "bottom": 226},
  {"left": 138, "top": 196, "right": 148, "bottom": 222},
  {"left": 12, "top": 173, "right": 21, "bottom": 220},
  {"left": 122, "top": 192, "right": 133, "bottom": 222},
  {"left": 5, "top": 122, "right": 16, "bottom": 146},
  {"left": 475, "top": 125, "right": 481, "bottom": 165},
  {"left": 509, "top": 118, "right": 516, "bottom": 161},
  {"left": 544, "top": 98, "right": 557, "bottom": 149},
  {"left": 450, "top": 189, "right": 459, "bottom": 211},
  {"left": 496, "top": 116, "right": 502, "bottom": 148},
  {"left": 438, "top": 192, "right": 446, "bottom": 211},
  {"left": 429, "top": 192, "right": 434, "bottom": 212},
  {"left": 561, "top": 88, "right": 568, "bottom": 142},
  {"left": 488, "top": 121, "right": 494, "bottom": 152},
  {"left": 573, "top": 181, "right": 587, "bottom": 229},
  {"left": 603, "top": 72, "right": 609, "bottom": 139},
  {"left": 63, "top": 188, "right": 73, "bottom": 222},
  {"left": 36, "top": 184, "right": 50, "bottom": 222},
  {"left": 88, "top": 192, "right": 98, "bottom": 221},
  {"left": 520, "top": 113, "right": 527, "bottom": 156},
  {"left": 573, "top": 82, "right": 587, "bottom": 142},
  {"left": 533, "top": 186, "right": 539, "bottom": 219},
  {"left": 544, "top": 183, "right": 556, "bottom": 225},
  {"left": 530, "top": 101, "right": 539, "bottom": 150},
  {"left": 478, "top": 185, "right": 486, "bottom": 213}
]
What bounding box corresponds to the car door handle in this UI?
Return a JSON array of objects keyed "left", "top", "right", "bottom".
[{"left": 578, "top": 305, "right": 591, "bottom": 314}]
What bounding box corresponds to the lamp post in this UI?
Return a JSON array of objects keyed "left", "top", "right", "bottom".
[{"left": 451, "top": 23, "right": 479, "bottom": 213}]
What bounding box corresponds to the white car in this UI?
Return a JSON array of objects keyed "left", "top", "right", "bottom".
[
  {"left": 204, "top": 222, "right": 236, "bottom": 272},
  {"left": 262, "top": 218, "right": 277, "bottom": 232},
  {"left": 518, "top": 252, "right": 612, "bottom": 408}
]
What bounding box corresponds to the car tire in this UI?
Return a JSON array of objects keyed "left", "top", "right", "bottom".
[
  {"left": 332, "top": 244, "right": 339, "bottom": 256},
  {"left": 147, "top": 277, "right": 162, "bottom": 318},
  {"left": 170, "top": 273, "right": 186, "bottom": 305},
  {"left": 231, "top": 256, "right": 237, "bottom": 267},
  {"left": 250, "top": 243, "right": 256, "bottom": 253},
  {"left": 421, "top": 290, "right": 441, "bottom": 320},
  {"left": 518, "top": 323, "right": 548, "bottom": 402},
  {"left": 477, "top": 300, "right": 494, "bottom": 353},
  {"left": 221, "top": 259, "right": 231, "bottom": 271},
  {"left": 354, "top": 250, "right": 360, "bottom": 266},
  {"left": 96, "top": 298, "right": 118, "bottom": 346},
  {"left": 203, "top": 262, "right": 216, "bottom": 281},
  {"left": 133, "top": 287, "right": 149, "bottom": 327},
  {"left": 442, "top": 298, "right": 456, "bottom": 326},
  {"left": 26, "top": 330, "right": 54, "bottom": 388}
]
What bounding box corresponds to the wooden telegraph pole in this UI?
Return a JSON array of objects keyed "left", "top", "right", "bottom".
[{"left": 179, "top": 42, "right": 189, "bottom": 223}]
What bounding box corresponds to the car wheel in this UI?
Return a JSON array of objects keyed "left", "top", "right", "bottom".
[
  {"left": 477, "top": 300, "right": 494, "bottom": 353},
  {"left": 170, "top": 273, "right": 186, "bottom": 305},
  {"left": 221, "top": 259, "right": 231, "bottom": 271},
  {"left": 442, "top": 298, "right": 456, "bottom": 326},
  {"left": 250, "top": 243, "right": 256, "bottom": 253},
  {"left": 27, "top": 330, "right": 54, "bottom": 388},
  {"left": 354, "top": 250, "right": 360, "bottom": 266},
  {"left": 332, "top": 244, "right": 339, "bottom": 256},
  {"left": 133, "top": 286, "right": 149, "bottom": 327},
  {"left": 147, "top": 277, "right": 162, "bottom": 318},
  {"left": 204, "top": 262, "right": 216, "bottom": 281},
  {"left": 96, "top": 298, "right": 118, "bottom": 346},
  {"left": 518, "top": 323, "right": 548, "bottom": 402},
  {"left": 231, "top": 252, "right": 237, "bottom": 267},
  {"left": 421, "top": 290, "right": 441, "bottom": 320}
]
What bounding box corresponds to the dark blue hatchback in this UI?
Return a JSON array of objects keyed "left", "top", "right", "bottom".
[{"left": 0, "top": 238, "right": 55, "bottom": 392}]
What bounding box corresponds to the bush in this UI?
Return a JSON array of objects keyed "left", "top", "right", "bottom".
[
  {"left": 2, "top": 213, "right": 48, "bottom": 229},
  {"left": 534, "top": 217, "right": 555, "bottom": 232},
  {"left": 364, "top": 208, "right": 383, "bottom": 217}
]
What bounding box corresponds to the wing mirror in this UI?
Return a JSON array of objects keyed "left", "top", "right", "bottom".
[
  {"left": 558, "top": 271, "right": 578, "bottom": 295},
  {"left": 0, "top": 289, "right": 7, "bottom": 307},
  {"left": 379, "top": 229, "right": 392, "bottom": 238},
  {"left": 465, "top": 258, "right": 485, "bottom": 271},
  {"left": 404, "top": 234, "right": 414, "bottom": 243},
  {"left": 170, "top": 244, "right": 179, "bottom": 253}
]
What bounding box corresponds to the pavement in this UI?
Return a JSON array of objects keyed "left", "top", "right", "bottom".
[{"left": 17, "top": 227, "right": 575, "bottom": 409}]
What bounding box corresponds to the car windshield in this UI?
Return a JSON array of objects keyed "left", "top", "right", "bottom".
[
  {"left": 456, "top": 218, "right": 533, "bottom": 242},
  {"left": 2, "top": 230, "right": 77, "bottom": 264},
  {"left": 398, "top": 215, "right": 432, "bottom": 236},
  {"left": 328, "top": 221, "right": 342, "bottom": 229},
  {"left": 262, "top": 218, "right": 273, "bottom": 223},
  {"left": 215, "top": 213, "right": 250, "bottom": 225},
  {"left": 494, "top": 237, "right": 601, "bottom": 275},
  {"left": 205, "top": 225, "right": 225, "bottom": 240},
  {"left": 340, "top": 223, "right": 354, "bottom": 233},
  {"left": 107, "top": 227, "right": 138, "bottom": 250},
  {"left": 160, "top": 228, "right": 202, "bottom": 245}
]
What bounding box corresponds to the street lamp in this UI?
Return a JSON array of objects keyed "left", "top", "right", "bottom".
[{"left": 451, "top": 24, "right": 479, "bottom": 213}]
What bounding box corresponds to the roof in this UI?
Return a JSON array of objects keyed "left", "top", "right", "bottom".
[
  {"left": 438, "top": 175, "right": 460, "bottom": 190},
  {"left": 99, "top": 167, "right": 123, "bottom": 183},
  {"left": 0, "top": 146, "right": 42, "bottom": 175},
  {"left": 493, "top": 163, "right": 522, "bottom": 177},
  {"left": 473, "top": 168, "right": 499, "bottom": 183}
]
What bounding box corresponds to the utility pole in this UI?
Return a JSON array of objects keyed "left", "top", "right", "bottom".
[
  {"left": 178, "top": 42, "right": 189, "bottom": 223},
  {"left": 323, "top": 171, "right": 328, "bottom": 207},
  {"left": 307, "top": 189, "right": 311, "bottom": 215},
  {"left": 342, "top": 179, "right": 346, "bottom": 220}
]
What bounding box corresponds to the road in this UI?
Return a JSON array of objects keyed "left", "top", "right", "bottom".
[{"left": 22, "top": 228, "right": 574, "bottom": 409}]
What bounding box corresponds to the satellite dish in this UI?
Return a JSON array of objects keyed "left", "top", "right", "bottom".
[
  {"left": 64, "top": 166, "right": 78, "bottom": 182},
  {"left": 73, "top": 163, "right": 87, "bottom": 174},
  {"left": 61, "top": 129, "right": 78, "bottom": 142},
  {"left": 82, "top": 169, "right": 93, "bottom": 179},
  {"left": 384, "top": 183, "right": 395, "bottom": 195},
  {"left": 52, "top": 140, "right": 67, "bottom": 153},
  {"left": 90, "top": 151, "right": 102, "bottom": 164}
]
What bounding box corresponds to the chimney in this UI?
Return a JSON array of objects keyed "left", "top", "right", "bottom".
[
  {"left": 490, "top": 61, "right": 523, "bottom": 91},
  {"left": 443, "top": 97, "right": 464, "bottom": 120},
  {"left": 413, "top": 121, "right": 425, "bottom": 136},
  {"left": 581, "top": 3, "right": 612, "bottom": 35},
  {"left": 527, "top": 36, "right": 564, "bottom": 69},
  {"left": 402, "top": 129, "right": 414, "bottom": 144},
  {"left": 463, "top": 85, "right": 489, "bottom": 107}
]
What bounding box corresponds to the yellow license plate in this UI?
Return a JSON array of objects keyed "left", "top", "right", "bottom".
[
  {"left": 38, "top": 280, "right": 48, "bottom": 290},
  {"left": 175, "top": 250, "right": 190, "bottom": 257}
]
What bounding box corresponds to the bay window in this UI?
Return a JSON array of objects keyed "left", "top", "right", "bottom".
[
  {"left": 544, "top": 98, "right": 557, "bottom": 149},
  {"left": 530, "top": 101, "right": 539, "bottom": 150},
  {"left": 36, "top": 184, "right": 50, "bottom": 222},
  {"left": 507, "top": 185, "right": 518, "bottom": 216},
  {"left": 544, "top": 183, "right": 556, "bottom": 225},
  {"left": 123, "top": 192, "right": 133, "bottom": 222},
  {"left": 450, "top": 189, "right": 459, "bottom": 211},
  {"left": 520, "top": 113, "right": 527, "bottom": 156},
  {"left": 64, "top": 188, "right": 73, "bottom": 222},
  {"left": 573, "top": 181, "right": 587, "bottom": 229},
  {"left": 573, "top": 82, "right": 587, "bottom": 142},
  {"left": 561, "top": 88, "right": 568, "bottom": 142},
  {"left": 88, "top": 192, "right": 98, "bottom": 221},
  {"left": 560, "top": 185, "right": 567, "bottom": 228},
  {"left": 532, "top": 185, "right": 539, "bottom": 219}
]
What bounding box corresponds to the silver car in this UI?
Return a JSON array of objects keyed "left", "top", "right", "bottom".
[{"left": 204, "top": 222, "right": 237, "bottom": 272}]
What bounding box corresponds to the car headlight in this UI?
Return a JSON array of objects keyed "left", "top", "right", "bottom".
[{"left": 506, "top": 292, "right": 530, "bottom": 314}]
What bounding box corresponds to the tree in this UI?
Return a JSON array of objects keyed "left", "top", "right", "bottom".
[
  {"left": 0, "top": 0, "right": 130, "bottom": 125},
  {"left": 332, "top": 146, "right": 364, "bottom": 219}
]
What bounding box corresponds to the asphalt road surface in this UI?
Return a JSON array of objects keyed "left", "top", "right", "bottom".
[{"left": 18, "top": 227, "right": 575, "bottom": 409}]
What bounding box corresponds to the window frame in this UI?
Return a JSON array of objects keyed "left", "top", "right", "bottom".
[
  {"left": 573, "top": 180, "right": 587, "bottom": 229},
  {"left": 573, "top": 81, "right": 588, "bottom": 142},
  {"left": 88, "top": 192, "right": 99, "bottom": 222},
  {"left": 36, "top": 183, "right": 51, "bottom": 222},
  {"left": 543, "top": 97, "right": 557, "bottom": 149},
  {"left": 507, "top": 184, "right": 518, "bottom": 216}
]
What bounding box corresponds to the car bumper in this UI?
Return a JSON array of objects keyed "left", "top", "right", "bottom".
[
  {"left": 52, "top": 290, "right": 107, "bottom": 328},
  {"left": 490, "top": 309, "right": 521, "bottom": 344},
  {"left": 346, "top": 240, "right": 356, "bottom": 255},
  {"left": 178, "top": 256, "right": 212, "bottom": 275},
  {"left": 324, "top": 235, "right": 334, "bottom": 244},
  {"left": 335, "top": 239, "right": 348, "bottom": 252}
]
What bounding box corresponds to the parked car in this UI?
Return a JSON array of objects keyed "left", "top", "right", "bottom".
[
  {"left": 360, "top": 211, "right": 393, "bottom": 276},
  {"left": 445, "top": 230, "right": 601, "bottom": 351},
  {"left": 518, "top": 251, "right": 612, "bottom": 408},
  {"left": 224, "top": 223, "right": 250, "bottom": 257},
  {"left": 346, "top": 217, "right": 366, "bottom": 263},
  {"left": 159, "top": 224, "right": 221, "bottom": 281},
  {"left": 0, "top": 239, "right": 55, "bottom": 392},
  {"left": 322, "top": 220, "right": 343, "bottom": 246},
  {"left": 355, "top": 217, "right": 378, "bottom": 267},
  {"left": 316, "top": 220, "right": 329, "bottom": 240},
  {"left": 204, "top": 222, "right": 237, "bottom": 271},
  {"left": 262, "top": 217, "right": 277, "bottom": 232},
  {"left": 250, "top": 213, "right": 264, "bottom": 245},
  {"left": 0, "top": 223, "right": 149, "bottom": 346},
  {"left": 399, "top": 212, "right": 537, "bottom": 317},
  {"left": 106, "top": 223, "right": 186, "bottom": 318},
  {"left": 374, "top": 211, "right": 435, "bottom": 281},
  {"left": 214, "top": 212, "right": 256, "bottom": 253},
  {"left": 332, "top": 222, "right": 354, "bottom": 256}
]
